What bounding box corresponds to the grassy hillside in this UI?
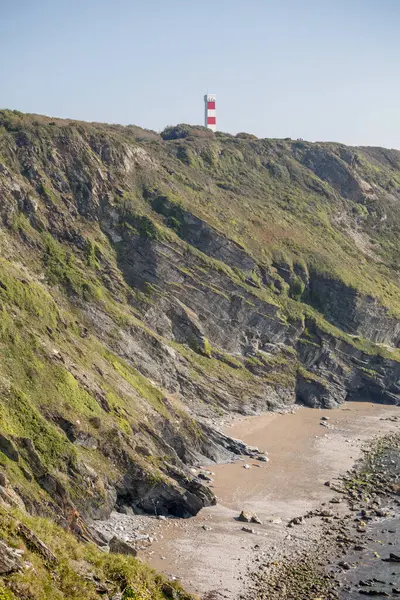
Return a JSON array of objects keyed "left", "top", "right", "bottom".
[
  {"left": 0, "top": 505, "right": 192, "bottom": 600},
  {"left": 0, "top": 109, "right": 400, "bottom": 598}
]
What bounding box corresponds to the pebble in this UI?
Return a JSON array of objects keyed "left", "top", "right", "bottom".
[{"left": 241, "top": 527, "right": 256, "bottom": 534}]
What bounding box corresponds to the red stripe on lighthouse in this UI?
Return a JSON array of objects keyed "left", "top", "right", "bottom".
[{"left": 204, "top": 94, "right": 216, "bottom": 131}]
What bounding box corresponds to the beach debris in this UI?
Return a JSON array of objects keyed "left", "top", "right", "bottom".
[
  {"left": 202, "top": 525, "right": 212, "bottom": 531},
  {"left": 287, "top": 516, "right": 303, "bottom": 527},
  {"left": 314, "top": 509, "right": 334, "bottom": 518},
  {"left": 243, "top": 464, "right": 251, "bottom": 469},
  {"left": 257, "top": 456, "right": 269, "bottom": 462},
  {"left": 241, "top": 527, "right": 256, "bottom": 534}
]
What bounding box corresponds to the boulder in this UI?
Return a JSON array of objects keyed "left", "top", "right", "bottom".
[
  {"left": 0, "top": 434, "right": 19, "bottom": 461},
  {"left": 238, "top": 510, "right": 253, "bottom": 523},
  {"left": 109, "top": 536, "right": 138, "bottom": 556},
  {"left": 198, "top": 473, "right": 213, "bottom": 482},
  {"left": 17, "top": 523, "right": 57, "bottom": 564},
  {"left": 382, "top": 553, "right": 400, "bottom": 563},
  {"left": 251, "top": 514, "right": 262, "bottom": 525},
  {"left": 0, "top": 485, "right": 25, "bottom": 510},
  {"left": 288, "top": 516, "right": 303, "bottom": 527},
  {"left": 0, "top": 540, "right": 23, "bottom": 574}
]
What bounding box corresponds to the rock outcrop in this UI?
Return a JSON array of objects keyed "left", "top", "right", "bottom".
[
  {"left": 0, "top": 541, "right": 23, "bottom": 574},
  {"left": 0, "top": 110, "right": 399, "bottom": 531}
]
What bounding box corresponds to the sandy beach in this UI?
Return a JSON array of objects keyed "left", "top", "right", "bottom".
[
  {"left": 136, "top": 402, "right": 399, "bottom": 599},
  {"left": 91, "top": 402, "right": 399, "bottom": 599}
]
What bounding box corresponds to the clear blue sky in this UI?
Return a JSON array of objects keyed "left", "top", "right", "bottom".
[{"left": 1, "top": 0, "right": 399, "bottom": 147}]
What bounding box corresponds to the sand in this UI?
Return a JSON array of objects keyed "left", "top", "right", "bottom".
[{"left": 138, "top": 402, "right": 399, "bottom": 599}]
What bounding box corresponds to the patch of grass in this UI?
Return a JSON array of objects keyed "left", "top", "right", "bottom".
[
  {"left": 297, "top": 364, "right": 325, "bottom": 384},
  {"left": 202, "top": 337, "right": 212, "bottom": 358},
  {"left": 105, "top": 352, "right": 170, "bottom": 418},
  {"left": 43, "top": 233, "right": 100, "bottom": 299},
  {"left": 0, "top": 386, "right": 77, "bottom": 471}
]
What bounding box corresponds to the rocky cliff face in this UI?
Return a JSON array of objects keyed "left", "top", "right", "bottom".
[{"left": 0, "top": 111, "right": 399, "bottom": 534}]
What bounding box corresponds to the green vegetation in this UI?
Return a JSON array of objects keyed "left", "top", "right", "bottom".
[
  {"left": 43, "top": 233, "right": 104, "bottom": 300},
  {"left": 1, "top": 110, "right": 400, "bottom": 598},
  {"left": 105, "top": 352, "right": 170, "bottom": 418},
  {"left": 0, "top": 506, "right": 193, "bottom": 600}
]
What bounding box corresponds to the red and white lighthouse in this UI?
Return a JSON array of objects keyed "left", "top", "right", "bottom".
[{"left": 204, "top": 94, "right": 216, "bottom": 132}]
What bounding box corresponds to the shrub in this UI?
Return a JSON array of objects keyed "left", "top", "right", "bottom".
[{"left": 161, "top": 124, "right": 213, "bottom": 140}]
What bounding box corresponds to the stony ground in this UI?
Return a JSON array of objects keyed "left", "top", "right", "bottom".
[{"left": 243, "top": 428, "right": 400, "bottom": 600}]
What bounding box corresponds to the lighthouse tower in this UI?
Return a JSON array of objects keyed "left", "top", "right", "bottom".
[{"left": 204, "top": 94, "right": 216, "bottom": 132}]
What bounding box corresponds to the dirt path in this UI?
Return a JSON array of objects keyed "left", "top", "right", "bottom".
[{"left": 139, "top": 403, "right": 399, "bottom": 599}]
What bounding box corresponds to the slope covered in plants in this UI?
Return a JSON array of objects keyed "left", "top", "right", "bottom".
[{"left": 0, "top": 109, "right": 399, "bottom": 598}]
